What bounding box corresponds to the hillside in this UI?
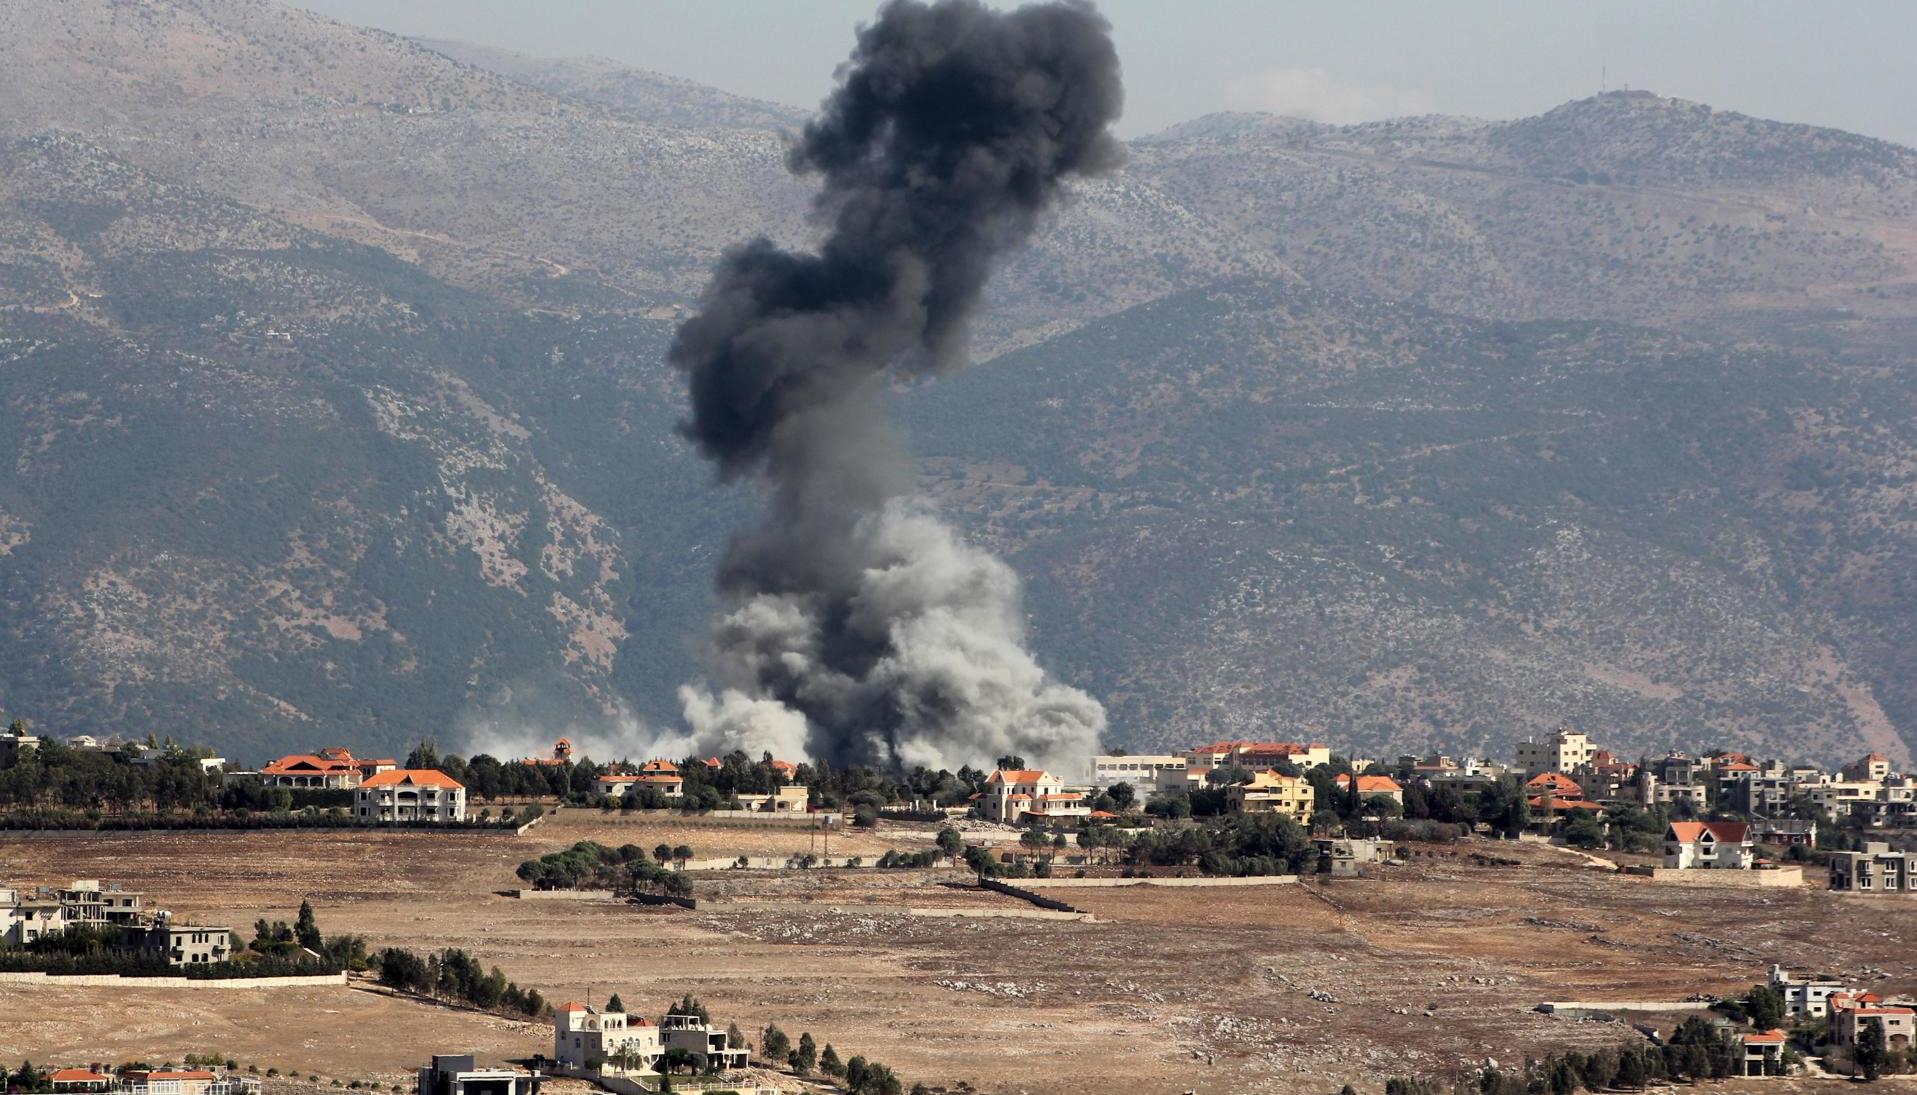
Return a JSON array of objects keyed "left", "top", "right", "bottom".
[
  {"left": 903, "top": 280, "right": 1916, "bottom": 763},
  {"left": 0, "top": 0, "right": 1912, "bottom": 764},
  {"left": 411, "top": 37, "right": 810, "bottom": 132}
]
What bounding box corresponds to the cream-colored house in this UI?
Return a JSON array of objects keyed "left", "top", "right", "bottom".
[
  {"left": 1228, "top": 769, "right": 1315, "bottom": 820},
  {"left": 355, "top": 769, "right": 467, "bottom": 823},
  {"left": 979, "top": 769, "right": 1088, "bottom": 824},
  {"left": 594, "top": 773, "right": 685, "bottom": 798},
  {"left": 554, "top": 1002, "right": 661, "bottom": 1073}
]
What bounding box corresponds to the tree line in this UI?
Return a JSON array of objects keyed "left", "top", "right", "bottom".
[{"left": 373, "top": 945, "right": 546, "bottom": 1018}]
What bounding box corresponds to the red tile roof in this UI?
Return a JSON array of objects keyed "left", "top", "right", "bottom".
[
  {"left": 359, "top": 768, "right": 464, "bottom": 790},
  {"left": 1335, "top": 774, "right": 1403, "bottom": 794},
  {"left": 1524, "top": 772, "right": 1583, "bottom": 797},
  {"left": 988, "top": 769, "right": 1052, "bottom": 784},
  {"left": 558, "top": 1000, "right": 588, "bottom": 1012},
  {"left": 1742, "top": 1030, "right": 1786, "bottom": 1045},
  {"left": 144, "top": 1072, "right": 217, "bottom": 1081},
  {"left": 49, "top": 1070, "right": 112, "bottom": 1083},
  {"left": 262, "top": 754, "right": 359, "bottom": 777},
  {"left": 1667, "top": 820, "right": 1750, "bottom": 843}
]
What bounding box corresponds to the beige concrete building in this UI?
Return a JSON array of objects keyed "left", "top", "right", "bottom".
[
  {"left": 355, "top": 769, "right": 467, "bottom": 823},
  {"left": 661, "top": 1012, "right": 749, "bottom": 1071},
  {"left": 1828, "top": 842, "right": 1917, "bottom": 894},
  {"left": 1828, "top": 995, "right": 1914, "bottom": 1051},
  {"left": 144, "top": 919, "right": 233, "bottom": 966},
  {"left": 1228, "top": 769, "right": 1315, "bottom": 820},
  {"left": 1514, "top": 728, "right": 1595, "bottom": 777},
  {"left": 554, "top": 1002, "right": 661, "bottom": 1073}
]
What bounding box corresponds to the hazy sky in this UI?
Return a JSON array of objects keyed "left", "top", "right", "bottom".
[{"left": 296, "top": 1, "right": 1917, "bottom": 145}]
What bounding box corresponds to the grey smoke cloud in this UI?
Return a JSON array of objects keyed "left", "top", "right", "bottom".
[{"left": 669, "top": 0, "right": 1123, "bottom": 772}]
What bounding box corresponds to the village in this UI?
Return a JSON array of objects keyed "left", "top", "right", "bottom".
[{"left": 2, "top": 720, "right": 1914, "bottom": 1094}]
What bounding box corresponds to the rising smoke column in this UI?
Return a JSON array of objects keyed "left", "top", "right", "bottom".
[{"left": 669, "top": 0, "right": 1124, "bottom": 772}]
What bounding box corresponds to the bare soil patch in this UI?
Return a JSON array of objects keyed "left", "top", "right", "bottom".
[{"left": 1, "top": 829, "right": 1911, "bottom": 1095}]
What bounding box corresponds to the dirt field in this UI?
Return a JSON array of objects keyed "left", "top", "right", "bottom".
[{"left": 3, "top": 818, "right": 1913, "bottom": 1095}]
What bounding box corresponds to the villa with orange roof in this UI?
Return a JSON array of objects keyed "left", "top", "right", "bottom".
[
  {"left": 1333, "top": 773, "right": 1404, "bottom": 806},
  {"left": 978, "top": 769, "right": 1089, "bottom": 824},
  {"left": 48, "top": 1069, "right": 113, "bottom": 1092},
  {"left": 1740, "top": 1029, "right": 1786, "bottom": 1076},
  {"left": 354, "top": 769, "right": 467, "bottom": 823},
  {"left": 260, "top": 747, "right": 394, "bottom": 790},
  {"left": 1664, "top": 820, "right": 1754, "bottom": 869}
]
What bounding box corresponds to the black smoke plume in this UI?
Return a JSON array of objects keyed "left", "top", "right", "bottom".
[{"left": 668, "top": 0, "right": 1124, "bottom": 771}]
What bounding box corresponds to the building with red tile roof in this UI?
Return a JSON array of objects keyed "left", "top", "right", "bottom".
[
  {"left": 354, "top": 769, "right": 467, "bottom": 823},
  {"left": 1334, "top": 773, "right": 1404, "bottom": 805},
  {"left": 978, "top": 769, "right": 1089, "bottom": 824},
  {"left": 1665, "top": 820, "right": 1754, "bottom": 869}
]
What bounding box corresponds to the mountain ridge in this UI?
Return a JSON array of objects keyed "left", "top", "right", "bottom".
[{"left": 0, "top": 0, "right": 1912, "bottom": 766}]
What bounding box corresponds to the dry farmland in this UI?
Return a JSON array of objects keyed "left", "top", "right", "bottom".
[{"left": 2, "top": 814, "right": 1913, "bottom": 1095}]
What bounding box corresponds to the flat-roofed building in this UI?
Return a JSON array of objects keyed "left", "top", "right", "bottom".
[
  {"left": 1829, "top": 842, "right": 1917, "bottom": 894},
  {"left": 1091, "top": 754, "right": 1187, "bottom": 790},
  {"left": 416, "top": 1056, "right": 536, "bottom": 1095},
  {"left": 1514, "top": 728, "right": 1595, "bottom": 777}
]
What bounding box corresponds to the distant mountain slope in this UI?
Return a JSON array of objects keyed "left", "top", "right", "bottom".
[
  {"left": 0, "top": 0, "right": 1912, "bottom": 764},
  {"left": 903, "top": 280, "right": 1916, "bottom": 764},
  {"left": 412, "top": 37, "right": 809, "bottom": 131}
]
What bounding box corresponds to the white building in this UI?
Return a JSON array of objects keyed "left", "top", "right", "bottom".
[
  {"left": 554, "top": 1002, "right": 661, "bottom": 1073},
  {"left": 355, "top": 769, "right": 467, "bottom": 823},
  {"left": 1664, "top": 821, "right": 1755, "bottom": 869},
  {"left": 0, "top": 886, "right": 68, "bottom": 945},
  {"left": 1514, "top": 728, "right": 1595, "bottom": 777},
  {"left": 417, "top": 1057, "right": 535, "bottom": 1095},
  {"left": 1090, "top": 754, "right": 1187, "bottom": 790},
  {"left": 978, "top": 769, "right": 1088, "bottom": 824},
  {"left": 1769, "top": 965, "right": 1850, "bottom": 1018}
]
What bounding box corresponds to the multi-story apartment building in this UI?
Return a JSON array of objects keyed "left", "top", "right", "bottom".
[
  {"left": 355, "top": 769, "right": 467, "bottom": 823},
  {"left": 1090, "top": 754, "right": 1188, "bottom": 790},
  {"left": 660, "top": 1012, "right": 750, "bottom": 1071},
  {"left": 1227, "top": 769, "right": 1315, "bottom": 820},
  {"left": 56, "top": 879, "right": 147, "bottom": 926},
  {"left": 1513, "top": 728, "right": 1596, "bottom": 777},
  {"left": 1768, "top": 965, "right": 1850, "bottom": 1018},
  {"left": 1828, "top": 842, "right": 1917, "bottom": 894}
]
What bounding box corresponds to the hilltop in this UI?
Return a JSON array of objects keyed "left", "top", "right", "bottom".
[{"left": 0, "top": 0, "right": 1912, "bottom": 763}]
